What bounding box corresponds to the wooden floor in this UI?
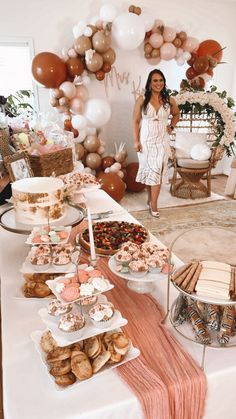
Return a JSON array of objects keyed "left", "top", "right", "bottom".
[{"left": 0, "top": 174, "right": 233, "bottom": 419}]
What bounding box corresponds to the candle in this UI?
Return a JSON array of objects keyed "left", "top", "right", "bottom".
[{"left": 87, "top": 207, "right": 96, "bottom": 262}]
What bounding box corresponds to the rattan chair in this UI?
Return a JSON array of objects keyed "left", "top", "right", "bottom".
[{"left": 169, "top": 112, "right": 224, "bottom": 199}]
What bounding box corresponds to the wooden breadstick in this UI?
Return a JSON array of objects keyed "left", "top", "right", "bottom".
[
  {"left": 229, "top": 267, "right": 235, "bottom": 299},
  {"left": 172, "top": 262, "right": 192, "bottom": 281},
  {"left": 174, "top": 264, "right": 194, "bottom": 286},
  {"left": 186, "top": 263, "right": 202, "bottom": 294},
  {"left": 181, "top": 262, "right": 199, "bottom": 291}
]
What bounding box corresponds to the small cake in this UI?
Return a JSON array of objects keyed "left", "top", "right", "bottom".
[
  {"left": 89, "top": 302, "right": 115, "bottom": 328},
  {"left": 141, "top": 242, "right": 160, "bottom": 255},
  {"left": 128, "top": 260, "right": 148, "bottom": 277},
  {"left": 30, "top": 254, "right": 51, "bottom": 271},
  {"left": 114, "top": 250, "right": 132, "bottom": 266},
  {"left": 120, "top": 241, "right": 139, "bottom": 254},
  {"left": 52, "top": 254, "right": 71, "bottom": 270},
  {"left": 58, "top": 312, "right": 85, "bottom": 332},
  {"left": 47, "top": 299, "right": 73, "bottom": 316},
  {"left": 77, "top": 296, "right": 98, "bottom": 313},
  {"left": 53, "top": 243, "right": 75, "bottom": 255}
]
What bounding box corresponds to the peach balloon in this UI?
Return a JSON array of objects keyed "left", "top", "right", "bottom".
[
  {"left": 86, "top": 52, "right": 103, "bottom": 72},
  {"left": 59, "top": 81, "right": 77, "bottom": 99},
  {"left": 102, "top": 48, "right": 116, "bottom": 65},
  {"left": 163, "top": 27, "right": 176, "bottom": 43},
  {"left": 86, "top": 153, "right": 102, "bottom": 170},
  {"left": 152, "top": 19, "right": 164, "bottom": 33},
  {"left": 160, "top": 43, "right": 176, "bottom": 61},
  {"left": 74, "top": 36, "right": 92, "bottom": 56},
  {"left": 182, "top": 37, "right": 199, "bottom": 53},
  {"left": 83, "top": 135, "right": 100, "bottom": 152},
  {"left": 70, "top": 97, "right": 85, "bottom": 114},
  {"left": 75, "top": 143, "right": 85, "bottom": 160},
  {"left": 76, "top": 85, "right": 89, "bottom": 101},
  {"left": 149, "top": 33, "right": 163, "bottom": 49},
  {"left": 92, "top": 31, "right": 111, "bottom": 53}
]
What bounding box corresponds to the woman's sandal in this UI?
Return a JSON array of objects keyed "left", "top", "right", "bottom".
[{"left": 149, "top": 207, "right": 160, "bottom": 218}]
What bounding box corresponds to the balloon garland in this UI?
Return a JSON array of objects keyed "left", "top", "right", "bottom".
[{"left": 31, "top": 2, "right": 225, "bottom": 179}]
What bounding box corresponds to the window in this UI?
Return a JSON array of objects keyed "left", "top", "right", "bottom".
[{"left": 0, "top": 37, "right": 38, "bottom": 110}]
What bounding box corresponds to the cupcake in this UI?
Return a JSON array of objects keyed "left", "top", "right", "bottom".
[
  {"left": 132, "top": 250, "right": 149, "bottom": 260},
  {"left": 120, "top": 241, "right": 139, "bottom": 254},
  {"left": 58, "top": 312, "right": 85, "bottom": 332},
  {"left": 77, "top": 296, "right": 98, "bottom": 314},
  {"left": 89, "top": 302, "right": 115, "bottom": 328},
  {"left": 53, "top": 243, "right": 75, "bottom": 256},
  {"left": 128, "top": 260, "right": 148, "bottom": 277},
  {"left": 146, "top": 256, "right": 163, "bottom": 273},
  {"left": 47, "top": 299, "right": 73, "bottom": 316},
  {"left": 52, "top": 254, "right": 71, "bottom": 271},
  {"left": 30, "top": 254, "right": 51, "bottom": 271},
  {"left": 140, "top": 242, "right": 160, "bottom": 255},
  {"left": 114, "top": 250, "right": 132, "bottom": 266}
]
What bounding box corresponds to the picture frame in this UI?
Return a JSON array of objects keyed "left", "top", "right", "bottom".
[{"left": 4, "top": 152, "right": 34, "bottom": 182}]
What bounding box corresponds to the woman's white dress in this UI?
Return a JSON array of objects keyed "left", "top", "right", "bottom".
[{"left": 136, "top": 102, "right": 171, "bottom": 185}]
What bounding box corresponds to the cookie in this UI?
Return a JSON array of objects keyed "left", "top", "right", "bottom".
[
  {"left": 40, "top": 330, "right": 58, "bottom": 354},
  {"left": 71, "top": 352, "right": 93, "bottom": 381},
  {"left": 47, "top": 346, "right": 71, "bottom": 363},
  {"left": 92, "top": 350, "right": 111, "bottom": 373},
  {"left": 49, "top": 359, "right": 71, "bottom": 376},
  {"left": 54, "top": 372, "right": 76, "bottom": 387}
]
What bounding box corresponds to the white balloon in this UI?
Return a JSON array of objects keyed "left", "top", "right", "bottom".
[
  {"left": 71, "top": 114, "right": 87, "bottom": 130},
  {"left": 104, "top": 167, "right": 110, "bottom": 173},
  {"left": 99, "top": 3, "right": 117, "bottom": 22},
  {"left": 183, "top": 51, "right": 191, "bottom": 61},
  {"left": 97, "top": 145, "right": 105, "bottom": 154},
  {"left": 176, "top": 48, "right": 183, "bottom": 58},
  {"left": 113, "top": 162, "right": 121, "bottom": 170},
  {"left": 68, "top": 48, "right": 77, "bottom": 58},
  {"left": 118, "top": 170, "right": 124, "bottom": 178},
  {"left": 82, "top": 76, "right": 91, "bottom": 86},
  {"left": 84, "top": 99, "right": 111, "bottom": 128},
  {"left": 140, "top": 12, "right": 155, "bottom": 32},
  {"left": 112, "top": 12, "right": 145, "bottom": 50},
  {"left": 176, "top": 57, "right": 185, "bottom": 66},
  {"left": 84, "top": 27, "right": 93, "bottom": 37},
  {"left": 87, "top": 126, "right": 97, "bottom": 135},
  {"left": 90, "top": 15, "right": 100, "bottom": 25},
  {"left": 110, "top": 164, "right": 118, "bottom": 173},
  {"left": 75, "top": 128, "right": 87, "bottom": 143},
  {"left": 83, "top": 167, "right": 93, "bottom": 174}
]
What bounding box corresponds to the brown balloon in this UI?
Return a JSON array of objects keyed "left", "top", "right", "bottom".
[
  {"left": 64, "top": 119, "right": 72, "bottom": 130},
  {"left": 92, "top": 31, "right": 111, "bottom": 53},
  {"left": 125, "top": 163, "right": 145, "bottom": 192},
  {"left": 144, "top": 43, "right": 153, "bottom": 54},
  {"left": 86, "top": 52, "right": 103, "bottom": 72},
  {"left": 75, "top": 143, "right": 85, "bottom": 160},
  {"left": 190, "top": 77, "right": 205, "bottom": 89},
  {"left": 66, "top": 57, "right": 85, "bottom": 78},
  {"left": 178, "top": 31, "right": 187, "bottom": 42},
  {"left": 173, "top": 37, "right": 182, "bottom": 48},
  {"left": 102, "top": 62, "right": 111, "bottom": 73},
  {"left": 96, "top": 70, "right": 105, "bottom": 81},
  {"left": 101, "top": 156, "right": 115, "bottom": 170},
  {"left": 86, "top": 153, "right": 102, "bottom": 170},
  {"left": 187, "top": 53, "right": 198, "bottom": 66},
  {"left": 32, "top": 52, "right": 67, "bottom": 88},
  {"left": 83, "top": 135, "right": 100, "bottom": 152},
  {"left": 102, "top": 48, "right": 116, "bottom": 65},
  {"left": 193, "top": 56, "right": 209, "bottom": 75},
  {"left": 87, "top": 25, "right": 98, "bottom": 36},
  {"left": 96, "top": 172, "right": 126, "bottom": 202},
  {"left": 186, "top": 66, "right": 197, "bottom": 80},
  {"left": 151, "top": 48, "right": 160, "bottom": 58},
  {"left": 74, "top": 36, "right": 92, "bottom": 56}
]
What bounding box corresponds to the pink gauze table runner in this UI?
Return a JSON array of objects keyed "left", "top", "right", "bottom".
[{"left": 72, "top": 224, "right": 207, "bottom": 419}]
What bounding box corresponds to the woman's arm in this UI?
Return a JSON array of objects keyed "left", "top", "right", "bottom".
[
  {"left": 167, "top": 97, "right": 179, "bottom": 135},
  {"left": 133, "top": 96, "right": 143, "bottom": 152}
]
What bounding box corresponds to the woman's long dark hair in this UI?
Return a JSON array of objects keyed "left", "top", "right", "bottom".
[{"left": 143, "top": 69, "right": 170, "bottom": 113}]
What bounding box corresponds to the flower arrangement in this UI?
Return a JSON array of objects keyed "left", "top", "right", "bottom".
[{"left": 172, "top": 85, "right": 236, "bottom": 156}]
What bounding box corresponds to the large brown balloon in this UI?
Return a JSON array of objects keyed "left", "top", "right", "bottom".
[
  {"left": 86, "top": 52, "right": 103, "bottom": 72},
  {"left": 92, "top": 31, "right": 111, "bottom": 53},
  {"left": 101, "top": 156, "right": 115, "bottom": 170},
  {"left": 193, "top": 56, "right": 209, "bottom": 75},
  {"left": 125, "top": 163, "right": 145, "bottom": 192},
  {"left": 102, "top": 48, "right": 116, "bottom": 65},
  {"left": 196, "top": 40, "right": 223, "bottom": 63},
  {"left": 66, "top": 57, "right": 85, "bottom": 78},
  {"left": 86, "top": 153, "right": 102, "bottom": 170},
  {"left": 32, "top": 52, "right": 67, "bottom": 88},
  {"left": 96, "top": 172, "right": 126, "bottom": 202},
  {"left": 74, "top": 36, "right": 92, "bottom": 56},
  {"left": 83, "top": 135, "right": 100, "bottom": 152}
]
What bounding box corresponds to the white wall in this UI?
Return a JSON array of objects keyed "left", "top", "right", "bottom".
[{"left": 1, "top": 0, "right": 236, "bottom": 173}]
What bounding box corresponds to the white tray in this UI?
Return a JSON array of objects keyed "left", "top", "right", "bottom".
[
  {"left": 46, "top": 275, "right": 114, "bottom": 304},
  {"left": 21, "top": 251, "right": 76, "bottom": 274},
  {"left": 31, "top": 329, "right": 140, "bottom": 391},
  {"left": 26, "top": 226, "right": 72, "bottom": 245},
  {"left": 38, "top": 306, "right": 128, "bottom": 346}
]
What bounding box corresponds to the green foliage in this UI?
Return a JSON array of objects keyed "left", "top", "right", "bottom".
[{"left": 5, "top": 90, "right": 34, "bottom": 117}]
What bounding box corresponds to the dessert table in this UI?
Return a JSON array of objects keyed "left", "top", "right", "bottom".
[{"left": 0, "top": 189, "right": 236, "bottom": 419}]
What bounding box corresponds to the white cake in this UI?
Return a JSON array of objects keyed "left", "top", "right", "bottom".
[{"left": 12, "top": 177, "right": 65, "bottom": 224}]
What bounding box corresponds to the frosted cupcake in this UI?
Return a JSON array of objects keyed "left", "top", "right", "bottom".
[
  {"left": 141, "top": 242, "right": 160, "bottom": 255},
  {"left": 128, "top": 260, "right": 148, "bottom": 278},
  {"left": 146, "top": 256, "right": 163, "bottom": 273},
  {"left": 77, "top": 296, "right": 98, "bottom": 314},
  {"left": 120, "top": 241, "right": 139, "bottom": 255},
  {"left": 89, "top": 302, "right": 115, "bottom": 329},
  {"left": 58, "top": 312, "right": 85, "bottom": 333},
  {"left": 114, "top": 250, "right": 132, "bottom": 266},
  {"left": 30, "top": 254, "right": 51, "bottom": 271},
  {"left": 47, "top": 299, "right": 73, "bottom": 316},
  {"left": 52, "top": 254, "right": 72, "bottom": 271}
]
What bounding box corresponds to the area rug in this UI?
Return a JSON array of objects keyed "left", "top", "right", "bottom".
[
  {"left": 131, "top": 200, "right": 236, "bottom": 264},
  {"left": 120, "top": 185, "right": 225, "bottom": 212}
]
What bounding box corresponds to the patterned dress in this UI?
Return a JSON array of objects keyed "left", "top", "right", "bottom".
[{"left": 136, "top": 102, "right": 171, "bottom": 185}]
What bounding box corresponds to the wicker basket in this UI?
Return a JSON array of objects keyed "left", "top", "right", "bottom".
[{"left": 29, "top": 148, "right": 73, "bottom": 177}]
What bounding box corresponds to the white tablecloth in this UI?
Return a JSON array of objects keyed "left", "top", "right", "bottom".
[{"left": 1, "top": 190, "right": 236, "bottom": 419}]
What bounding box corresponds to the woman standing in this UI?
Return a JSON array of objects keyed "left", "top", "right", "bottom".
[{"left": 133, "top": 69, "right": 179, "bottom": 217}]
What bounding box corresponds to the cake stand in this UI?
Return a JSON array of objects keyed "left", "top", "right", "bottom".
[
  {"left": 0, "top": 204, "right": 85, "bottom": 235},
  {"left": 108, "top": 255, "right": 165, "bottom": 294}
]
